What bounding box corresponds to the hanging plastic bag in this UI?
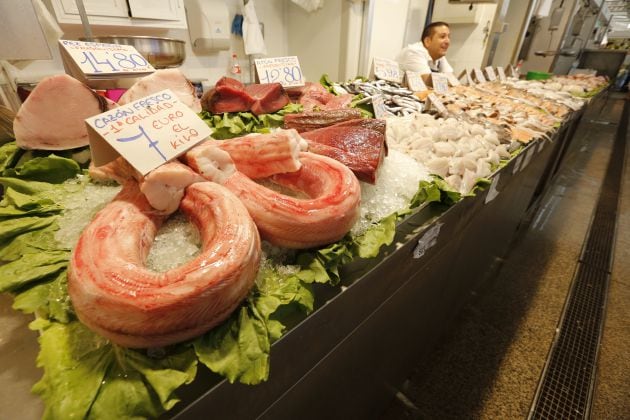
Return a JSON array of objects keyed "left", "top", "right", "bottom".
[
  {"left": 290, "top": 0, "right": 324, "bottom": 13},
  {"left": 242, "top": 0, "right": 267, "bottom": 55}
]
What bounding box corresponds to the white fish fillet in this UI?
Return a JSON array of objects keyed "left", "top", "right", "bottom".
[
  {"left": 139, "top": 161, "right": 205, "bottom": 214},
  {"left": 13, "top": 74, "right": 116, "bottom": 150},
  {"left": 118, "top": 69, "right": 201, "bottom": 112}
]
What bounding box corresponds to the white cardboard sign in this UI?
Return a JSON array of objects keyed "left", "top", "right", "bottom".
[
  {"left": 372, "top": 94, "right": 390, "bottom": 119},
  {"left": 86, "top": 89, "right": 211, "bottom": 175},
  {"left": 445, "top": 72, "right": 461, "bottom": 87},
  {"left": 426, "top": 93, "right": 448, "bottom": 116},
  {"left": 405, "top": 71, "right": 427, "bottom": 92},
  {"left": 254, "top": 56, "right": 305, "bottom": 87},
  {"left": 485, "top": 66, "right": 497, "bottom": 81},
  {"left": 59, "top": 39, "right": 154, "bottom": 82},
  {"left": 473, "top": 68, "right": 487, "bottom": 83},
  {"left": 372, "top": 57, "right": 403, "bottom": 84},
  {"left": 497, "top": 66, "right": 507, "bottom": 82},
  {"left": 431, "top": 73, "right": 449, "bottom": 93}
]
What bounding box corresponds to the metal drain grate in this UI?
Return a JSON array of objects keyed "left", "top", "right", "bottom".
[{"left": 528, "top": 98, "right": 628, "bottom": 420}]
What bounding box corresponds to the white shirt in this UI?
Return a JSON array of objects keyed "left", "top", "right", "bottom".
[{"left": 396, "top": 42, "right": 453, "bottom": 74}]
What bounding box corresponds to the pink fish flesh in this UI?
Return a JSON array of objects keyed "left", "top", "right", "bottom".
[
  {"left": 198, "top": 129, "right": 307, "bottom": 179},
  {"left": 68, "top": 181, "right": 261, "bottom": 348},
  {"left": 186, "top": 146, "right": 361, "bottom": 249}
]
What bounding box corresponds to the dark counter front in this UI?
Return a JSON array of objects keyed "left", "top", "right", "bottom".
[{"left": 166, "top": 100, "right": 589, "bottom": 420}]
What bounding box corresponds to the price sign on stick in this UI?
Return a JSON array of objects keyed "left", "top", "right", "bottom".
[
  {"left": 405, "top": 71, "right": 427, "bottom": 92},
  {"left": 485, "top": 66, "right": 497, "bottom": 81},
  {"left": 372, "top": 94, "right": 390, "bottom": 119},
  {"left": 426, "top": 93, "right": 448, "bottom": 116},
  {"left": 497, "top": 66, "right": 507, "bottom": 82},
  {"left": 85, "top": 89, "right": 211, "bottom": 175},
  {"left": 431, "top": 73, "right": 449, "bottom": 93},
  {"left": 59, "top": 39, "right": 155, "bottom": 83},
  {"left": 372, "top": 57, "right": 403, "bottom": 84},
  {"left": 473, "top": 68, "right": 487, "bottom": 83},
  {"left": 254, "top": 56, "right": 305, "bottom": 87},
  {"left": 445, "top": 72, "right": 461, "bottom": 87}
]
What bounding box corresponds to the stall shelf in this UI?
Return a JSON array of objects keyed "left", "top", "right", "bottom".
[{"left": 165, "top": 101, "right": 589, "bottom": 419}]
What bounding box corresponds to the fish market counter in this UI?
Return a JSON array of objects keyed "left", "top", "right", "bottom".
[{"left": 166, "top": 103, "right": 588, "bottom": 419}]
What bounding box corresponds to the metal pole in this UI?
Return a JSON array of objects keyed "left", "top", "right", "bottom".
[
  {"left": 424, "top": 0, "right": 434, "bottom": 27},
  {"left": 75, "top": 0, "right": 93, "bottom": 40}
]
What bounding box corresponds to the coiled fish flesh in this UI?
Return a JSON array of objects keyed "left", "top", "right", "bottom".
[{"left": 68, "top": 181, "right": 261, "bottom": 348}]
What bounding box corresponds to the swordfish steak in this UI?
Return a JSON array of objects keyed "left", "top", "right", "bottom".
[{"left": 13, "top": 74, "right": 115, "bottom": 150}]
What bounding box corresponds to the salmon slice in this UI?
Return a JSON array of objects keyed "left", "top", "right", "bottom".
[
  {"left": 13, "top": 74, "right": 116, "bottom": 150},
  {"left": 119, "top": 69, "right": 201, "bottom": 112},
  {"left": 68, "top": 181, "right": 261, "bottom": 348}
]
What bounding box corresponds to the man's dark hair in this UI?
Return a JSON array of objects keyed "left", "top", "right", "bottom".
[{"left": 422, "top": 21, "right": 450, "bottom": 43}]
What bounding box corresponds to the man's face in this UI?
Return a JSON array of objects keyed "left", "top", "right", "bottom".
[{"left": 424, "top": 25, "right": 450, "bottom": 60}]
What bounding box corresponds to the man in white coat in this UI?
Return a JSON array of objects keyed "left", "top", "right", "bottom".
[{"left": 396, "top": 21, "right": 453, "bottom": 87}]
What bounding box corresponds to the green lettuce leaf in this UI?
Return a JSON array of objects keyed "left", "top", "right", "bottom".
[
  {"left": 12, "top": 271, "right": 73, "bottom": 323},
  {"left": 0, "top": 187, "right": 62, "bottom": 217},
  {"left": 0, "top": 224, "right": 61, "bottom": 262},
  {"left": 0, "top": 176, "right": 55, "bottom": 195},
  {"left": 0, "top": 142, "right": 21, "bottom": 172},
  {"left": 31, "top": 319, "right": 197, "bottom": 420},
  {"left": 194, "top": 266, "right": 314, "bottom": 384},
  {"left": 319, "top": 74, "right": 335, "bottom": 94},
  {"left": 194, "top": 305, "right": 270, "bottom": 385},
  {"left": 432, "top": 176, "right": 463, "bottom": 205},
  {"left": 254, "top": 266, "right": 314, "bottom": 340},
  {"left": 0, "top": 249, "right": 68, "bottom": 293},
  {"left": 200, "top": 103, "right": 303, "bottom": 140},
  {"left": 352, "top": 212, "right": 397, "bottom": 258},
  {"left": 0, "top": 215, "right": 56, "bottom": 243},
  {"left": 3, "top": 155, "right": 81, "bottom": 184}
]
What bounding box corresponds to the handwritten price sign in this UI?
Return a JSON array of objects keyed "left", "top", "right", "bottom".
[
  {"left": 473, "top": 68, "right": 487, "bottom": 83},
  {"left": 445, "top": 72, "right": 461, "bottom": 87},
  {"left": 426, "top": 93, "right": 447, "bottom": 116},
  {"left": 485, "top": 66, "right": 497, "bottom": 81},
  {"left": 86, "top": 89, "right": 211, "bottom": 175},
  {"left": 431, "top": 73, "right": 449, "bottom": 93},
  {"left": 59, "top": 40, "right": 155, "bottom": 81},
  {"left": 497, "top": 66, "right": 507, "bottom": 82},
  {"left": 405, "top": 71, "right": 427, "bottom": 92},
  {"left": 254, "top": 56, "right": 304, "bottom": 87},
  {"left": 372, "top": 57, "right": 403, "bottom": 84}
]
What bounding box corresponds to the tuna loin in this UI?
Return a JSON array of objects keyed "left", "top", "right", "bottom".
[
  {"left": 283, "top": 109, "right": 363, "bottom": 132},
  {"left": 299, "top": 119, "right": 388, "bottom": 184},
  {"left": 244, "top": 83, "right": 290, "bottom": 115},
  {"left": 201, "top": 77, "right": 255, "bottom": 114},
  {"left": 13, "top": 74, "right": 115, "bottom": 150}
]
